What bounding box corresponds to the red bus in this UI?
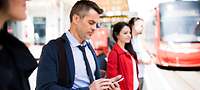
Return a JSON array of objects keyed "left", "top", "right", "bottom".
[{"left": 154, "top": 1, "right": 200, "bottom": 67}]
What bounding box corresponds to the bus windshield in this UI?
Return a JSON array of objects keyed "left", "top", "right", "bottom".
[{"left": 160, "top": 1, "right": 200, "bottom": 43}]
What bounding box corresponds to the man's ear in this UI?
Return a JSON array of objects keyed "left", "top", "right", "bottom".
[{"left": 72, "top": 14, "right": 80, "bottom": 24}]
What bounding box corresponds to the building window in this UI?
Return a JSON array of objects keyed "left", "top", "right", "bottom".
[{"left": 33, "top": 17, "right": 46, "bottom": 45}]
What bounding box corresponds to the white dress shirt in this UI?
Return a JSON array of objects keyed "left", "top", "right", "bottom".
[
  {"left": 65, "top": 31, "right": 96, "bottom": 89},
  {"left": 131, "top": 35, "right": 151, "bottom": 78}
]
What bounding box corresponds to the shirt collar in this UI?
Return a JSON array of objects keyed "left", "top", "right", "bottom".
[{"left": 65, "top": 30, "right": 87, "bottom": 47}]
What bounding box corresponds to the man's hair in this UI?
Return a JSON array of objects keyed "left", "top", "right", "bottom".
[{"left": 69, "top": 0, "right": 103, "bottom": 22}]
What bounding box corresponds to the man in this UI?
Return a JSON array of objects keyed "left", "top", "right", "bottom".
[
  {"left": 36, "top": 0, "right": 121, "bottom": 90},
  {"left": 128, "top": 17, "right": 153, "bottom": 90}
]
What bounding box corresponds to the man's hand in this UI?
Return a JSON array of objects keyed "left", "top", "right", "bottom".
[
  {"left": 89, "top": 78, "right": 112, "bottom": 90},
  {"left": 110, "top": 82, "right": 120, "bottom": 90},
  {"left": 109, "top": 75, "right": 121, "bottom": 90},
  {"left": 89, "top": 75, "right": 121, "bottom": 90}
]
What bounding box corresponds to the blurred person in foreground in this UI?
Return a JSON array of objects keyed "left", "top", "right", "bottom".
[
  {"left": 107, "top": 22, "right": 139, "bottom": 90},
  {"left": 0, "top": 0, "right": 38, "bottom": 90},
  {"left": 128, "top": 17, "right": 153, "bottom": 90},
  {"left": 36, "top": 0, "right": 121, "bottom": 90}
]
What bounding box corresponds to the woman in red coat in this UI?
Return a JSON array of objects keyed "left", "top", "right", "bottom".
[{"left": 107, "top": 22, "right": 139, "bottom": 90}]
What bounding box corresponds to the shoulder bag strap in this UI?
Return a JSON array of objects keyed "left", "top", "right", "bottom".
[{"left": 55, "top": 37, "right": 71, "bottom": 87}]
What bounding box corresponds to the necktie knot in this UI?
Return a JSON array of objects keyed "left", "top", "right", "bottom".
[{"left": 78, "top": 45, "right": 85, "bottom": 52}]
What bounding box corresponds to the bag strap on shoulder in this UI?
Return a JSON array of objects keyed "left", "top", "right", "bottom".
[{"left": 55, "top": 37, "right": 71, "bottom": 87}]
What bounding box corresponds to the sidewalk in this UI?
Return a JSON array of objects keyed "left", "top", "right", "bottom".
[{"left": 143, "top": 64, "right": 173, "bottom": 90}]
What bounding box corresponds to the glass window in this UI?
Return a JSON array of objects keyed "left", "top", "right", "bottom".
[{"left": 33, "top": 17, "right": 46, "bottom": 45}]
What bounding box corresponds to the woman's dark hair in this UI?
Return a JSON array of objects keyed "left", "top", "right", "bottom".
[
  {"left": 125, "top": 17, "right": 143, "bottom": 61},
  {"left": 112, "top": 22, "right": 138, "bottom": 61},
  {"left": 112, "top": 22, "right": 129, "bottom": 42},
  {"left": 128, "top": 17, "right": 143, "bottom": 31},
  {"left": 0, "top": 0, "right": 8, "bottom": 12},
  {"left": 69, "top": 0, "right": 103, "bottom": 22},
  {"left": 125, "top": 42, "right": 138, "bottom": 61}
]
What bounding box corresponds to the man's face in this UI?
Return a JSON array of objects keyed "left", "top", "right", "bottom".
[{"left": 76, "top": 9, "right": 100, "bottom": 42}]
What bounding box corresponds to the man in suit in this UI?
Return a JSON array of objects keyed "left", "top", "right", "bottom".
[{"left": 36, "top": 0, "right": 121, "bottom": 90}]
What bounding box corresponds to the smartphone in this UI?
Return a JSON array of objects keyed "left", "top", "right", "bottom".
[{"left": 115, "top": 77, "right": 124, "bottom": 83}]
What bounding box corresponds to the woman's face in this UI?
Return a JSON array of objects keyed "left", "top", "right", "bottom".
[
  {"left": 7, "top": 0, "right": 27, "bottom": 21},
  {"left": 132, "top": 20, "right": 144, "bottom": 35},
  {"left": 117, "top": 26, "right": 131, "bottom": 44}
]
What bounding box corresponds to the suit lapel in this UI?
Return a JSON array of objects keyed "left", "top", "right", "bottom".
[{"left": 86, "top": 42, "right": 101, "bottom": 79}]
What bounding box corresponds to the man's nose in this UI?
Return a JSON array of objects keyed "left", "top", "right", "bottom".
[{"left": 91, "top": 24, "right": 97, "bottom": 31}]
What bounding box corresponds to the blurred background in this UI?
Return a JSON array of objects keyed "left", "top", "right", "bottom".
[
  {"left": 6, "top": 0, "right": 200, "bottom": 90},
  {"left": 8, "top": 0, "right": 159, "bottom": 59}
]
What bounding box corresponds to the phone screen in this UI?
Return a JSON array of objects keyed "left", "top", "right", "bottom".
[{"left": 115, "top": 77, "right": 124, "bottom": 83}]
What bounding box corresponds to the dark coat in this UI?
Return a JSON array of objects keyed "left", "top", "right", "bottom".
[
  {"left": 36, "top": 34, "right": 100, "bottom": 90},
  {"left": 0, "top": 24, "right": 38, "bottom": 90}
]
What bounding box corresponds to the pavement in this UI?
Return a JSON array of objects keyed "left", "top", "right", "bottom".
[{"left": 143, "top": 64, "right": 173, "bottom": 90}]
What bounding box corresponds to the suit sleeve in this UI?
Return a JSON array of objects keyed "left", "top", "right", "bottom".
[{"left": 106, "top": 50, "right": 118, "bottom": 78}]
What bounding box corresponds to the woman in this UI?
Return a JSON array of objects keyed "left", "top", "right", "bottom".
[
  {"left": 129, "top": 17, "right": 152, "bottom": 90},
  {"left": 107, "top": 22, "right": 139, "bottom": 90},
  {"left": 0, "top": 0, "right": 38, "bottom": 90}
]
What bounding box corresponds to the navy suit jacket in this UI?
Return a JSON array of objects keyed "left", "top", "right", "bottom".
[{"left": 36, "top": 34, "right": 100, "bottom": 90}]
